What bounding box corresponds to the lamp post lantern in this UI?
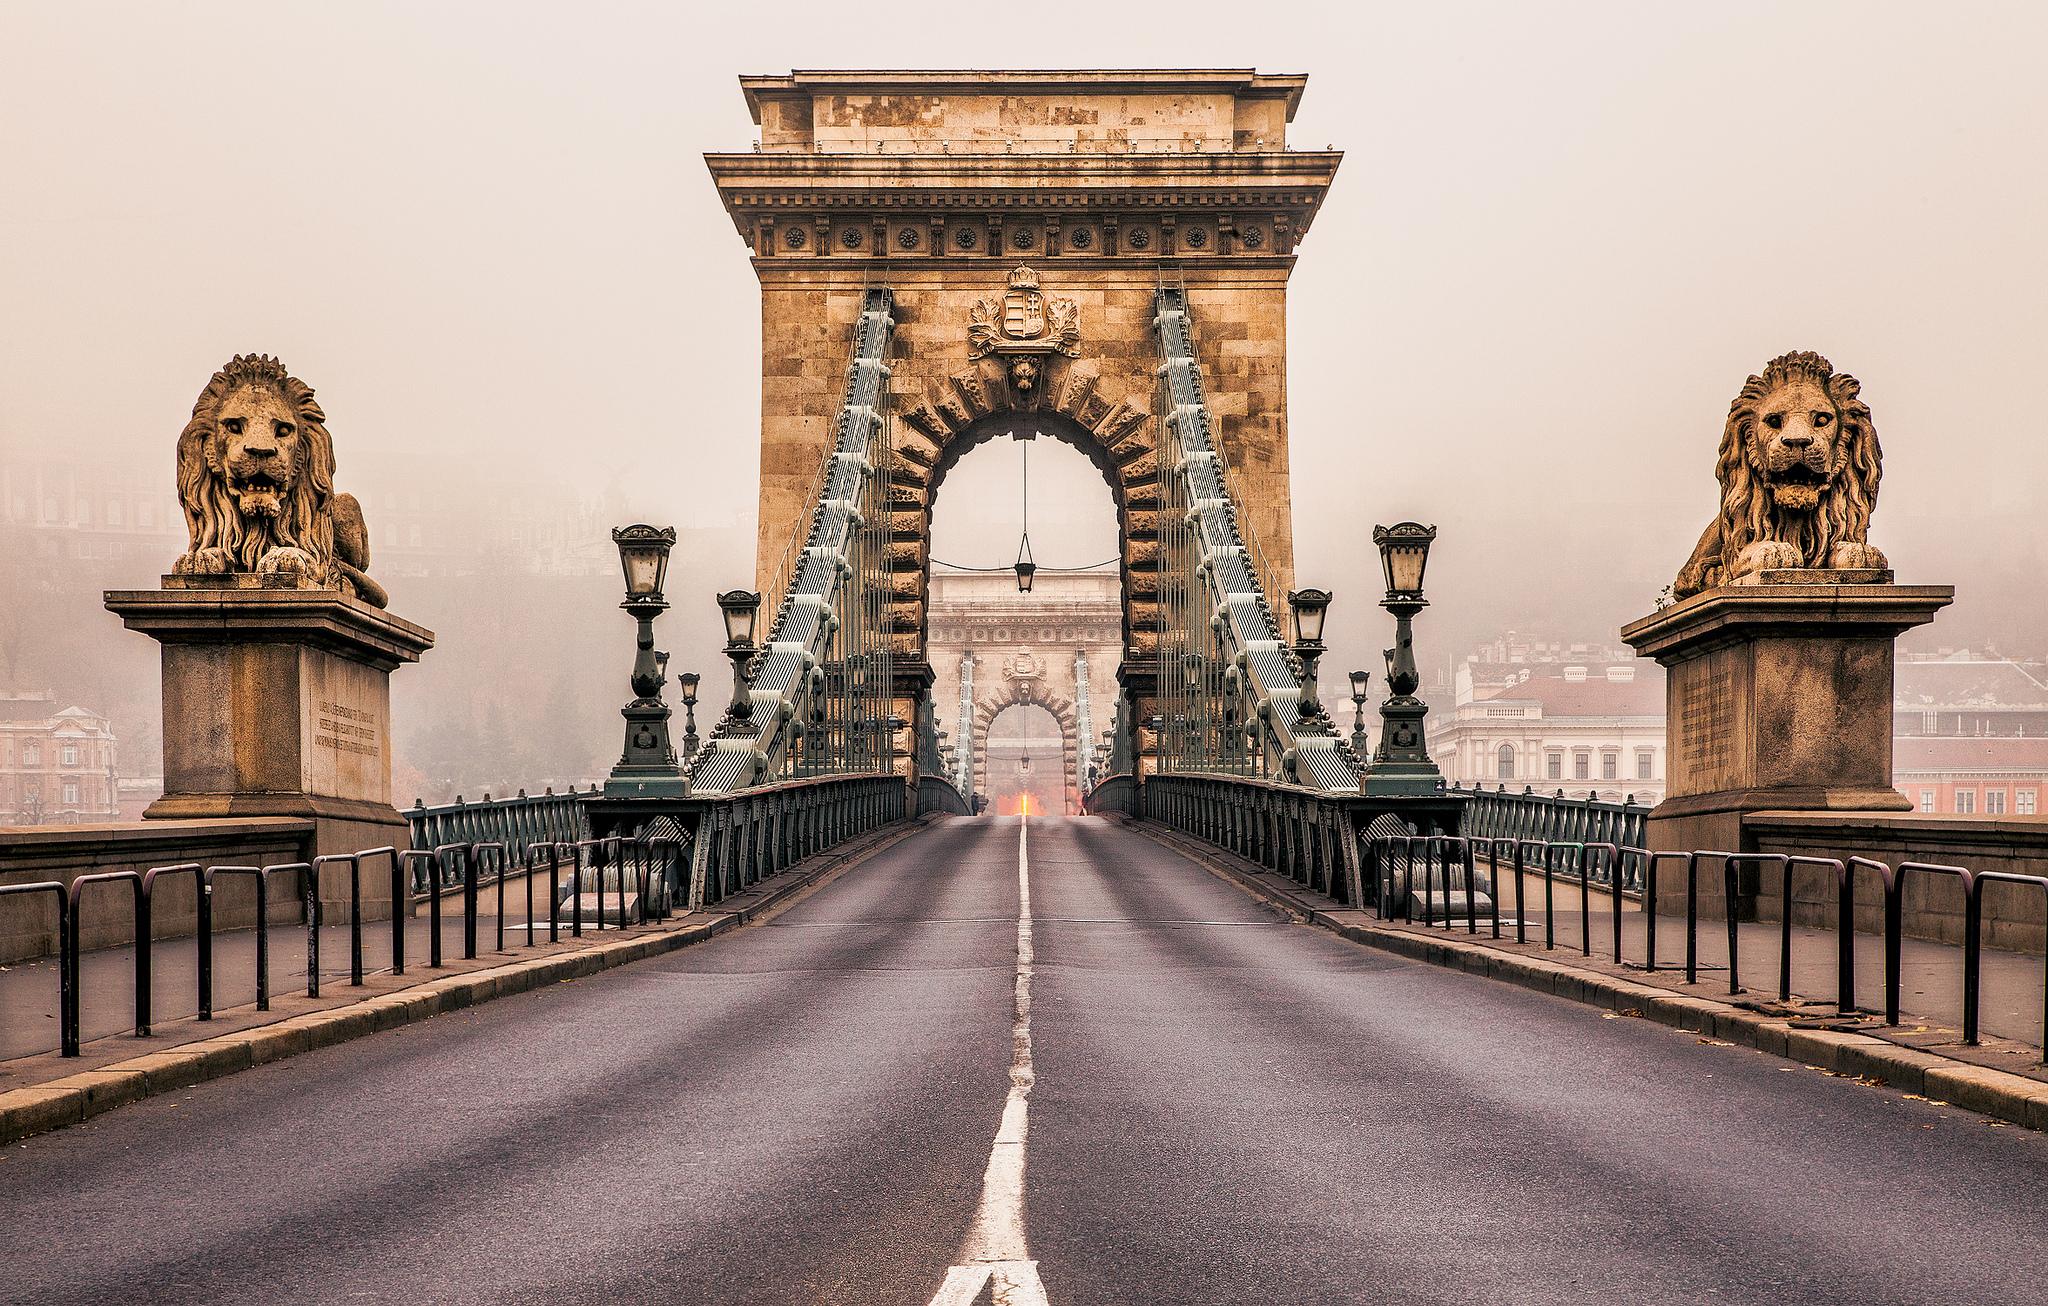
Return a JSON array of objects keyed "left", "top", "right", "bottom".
[
  {"left": 1348, "top": 668, "right": 1371, "bottom": 759},
  {"left": 716, "top": 589, "right": 761, "bottom": 729},
  {"left": 1364, "top": 522, "right": 1443, "bottom": 796},
  {"left": 604, "top": 525, "right": 686, "bottom": 797},
  {"left": 1287, "top": 587, "right": 1332, "bottom": 731},
  {"left": 678, "top": 671, "right": 701, "bottom": 759}
]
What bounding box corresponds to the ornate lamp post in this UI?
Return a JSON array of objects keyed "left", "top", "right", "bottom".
[
  {"left": 604, "top": 525, "right": 686, "bottom": 797},
  {"left": 1287, "top": 587, "right": 1331, "bottom": 731},
  {"left": 717, "top": 589, "right": 761, "bottom": 731},
  {"left": 1364, "top": 522, "right": 1444, "bottom": 796},
  {"left": 678, "top": 671, "right": 701, "bottom": 760},
  {"left": 1348, "top": 669, "right": 1372, "bottom": 757}
]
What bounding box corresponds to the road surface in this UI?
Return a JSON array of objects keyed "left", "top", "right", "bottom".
[{"left": 3, "top": 815, "right": 2045, "bottom": 1304}]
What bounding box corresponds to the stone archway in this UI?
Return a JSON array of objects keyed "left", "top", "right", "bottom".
[
  {"left": 973, "top": 684, "right": 1080, "bottom": 815},
  {"left": 883, "top": 268, "right": 1164, "bottom": 671}
]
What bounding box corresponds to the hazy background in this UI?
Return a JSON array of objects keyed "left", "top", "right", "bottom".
[{"left": 4, "top": 2, "right": 2043, "bottom": 802}]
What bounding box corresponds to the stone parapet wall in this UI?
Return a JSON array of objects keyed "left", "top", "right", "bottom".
[
  {"left": 0, "top": 818, "right": 323, "bottom": 962},
  {"left": 1744, "top": 811, "right": 2048, "bottom": 954}
]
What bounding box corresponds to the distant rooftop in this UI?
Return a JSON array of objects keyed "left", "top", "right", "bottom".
[
  {"left": 1475, "top": 669, "right": 1665, "bottom": 718},
  {"left": 1896, "top": 658, "right": 2048, "bottom": 709}
]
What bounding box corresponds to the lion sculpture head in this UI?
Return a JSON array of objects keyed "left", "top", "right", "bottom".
[
  {"left": 173, "top": 354, "right": 386, "bottom": 607},
  {"left": 1671, "top": 351, "right": 1887, "bottom": 599}
]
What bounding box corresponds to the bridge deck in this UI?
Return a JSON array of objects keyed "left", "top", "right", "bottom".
[{"left": 3, "top": 817, "right": 2045, "bottom": 1304}]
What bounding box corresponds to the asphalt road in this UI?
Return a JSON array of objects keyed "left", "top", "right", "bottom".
[{"left": 4, "top": 815, "right": 2045, "bottom": 1305}]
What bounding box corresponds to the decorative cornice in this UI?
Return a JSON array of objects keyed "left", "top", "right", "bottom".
[
  {"left": 716, "top": 188, "right": 1328, "bottom": 208},
  {"left": 737, "top": 69, "right": 1310, "bottom": 121},
  {"left": 706, "top": 151, "right": 1339, "bottom": 185}
]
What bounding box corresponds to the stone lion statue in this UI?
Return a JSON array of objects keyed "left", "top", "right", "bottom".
[
  {"left": 173, "top": 354, "right": 387, "bottom": 607},
  {"left": 1672, "top": 350, "right": 1887, "bottom": 599}
]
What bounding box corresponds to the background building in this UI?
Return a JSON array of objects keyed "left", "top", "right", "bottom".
[
  {"left": 1435, "top": 635, "right": 2048, "bottom": 817},
  {"left": 1432, "top": 634, "right": 1666, "bottom": 805},
  {"left": 1893, "top": 653, "right": 2048, "bottom": 815},
  {"left": 0, "top": 693, "right": 119, "bottom": 823}
]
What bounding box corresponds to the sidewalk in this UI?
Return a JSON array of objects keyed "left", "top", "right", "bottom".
[
  {"left": 0, "top": 902, "right": 615, "bottom": 1062},
  {"left": 0, "top": 819, "right": 933, "bottom": 1112},
  {"left": 1460, "top": 865, "right": 2047, "bottom": 1055},
  {"left": 1136, "top": 822, "right": 2048, "bottom": 1106}
]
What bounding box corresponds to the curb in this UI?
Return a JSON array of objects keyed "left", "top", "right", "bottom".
[
  {"left": 1132, "top": 820, "right": 2048, "bottom": 1134},
  {"left": 0, "top": 817, "right": 935, "bottom": 1146}
]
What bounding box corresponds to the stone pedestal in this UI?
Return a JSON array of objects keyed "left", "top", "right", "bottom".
[
  {"left": 104, "top": 580, "right": 436, "bottom": 874},
  {"left": 1619, "top": 573, "right": 1951, "bottom": 863}
]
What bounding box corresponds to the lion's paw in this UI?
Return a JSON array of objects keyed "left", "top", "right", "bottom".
[
  {"left": 173, "top": 547, "right": 234, "bottom": 575},
  {"left": 256, "top": 547, "right": 319, "bottom": 583},
  {"left": 1732, "top": 541, "right": 1804, "bottom": 582},
  {"left": 1829, "top": 541, "right": 1888, "bottom": 572}
]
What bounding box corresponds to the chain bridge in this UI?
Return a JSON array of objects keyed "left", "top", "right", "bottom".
[{"left": 6, "top": 69, "right": 2048, "bottom": 1306}]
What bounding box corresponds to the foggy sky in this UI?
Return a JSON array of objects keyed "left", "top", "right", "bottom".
[{"left": 5, "top": 2, "right": 2044, "bottom": 722}]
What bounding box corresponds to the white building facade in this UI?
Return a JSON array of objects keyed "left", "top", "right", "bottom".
[{"left": 1434, "top": 645, "right": 1666, "bottom": 806}]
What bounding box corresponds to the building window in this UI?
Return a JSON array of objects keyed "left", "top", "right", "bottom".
[
  {"left": 1920, "top": 789, "right": 1935, "bottom": 812},
  {"left": 62, "top": 781, "right": 79, "bottom": 806},
  {"left": 61, "top": 744, "right": 78, "bottom": 767},
  {"left": 107, "top": 500, "right": 122, "bottom": 527},
  {"left": 1986, "top": 789, "right": 2006, "bottom": 815},
  {"left": 1601, "top": 753, "right": 1618, "bottom": 781},
  {"left": 23, "top": 742, "right": 39, "bottom": 766},
  {"left": 1956, "top": 790, "right": 1975, "bottom": 815},
  {"left": 1636, "top": 751, "right": 1654, "bottom": 781},
  {"left": 1496, "top": 744, "right": 1515, "bottom": 780},
  {"left": 1573, "top": 752, "right": 1590, "bottom": 781},
  {"left": 1546, "top": 753, "right": 1562, "bottom": 781},
  {"left": 2019, "top": 790, "right": 2037, "bottom": 815}
]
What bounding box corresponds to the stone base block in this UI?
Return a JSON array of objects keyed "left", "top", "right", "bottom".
[
  {"left": 105, "top": 584, "right": 434, "bottom": 907},
  {"left": 1622, "top": 576, "right": 1952, "bottom": 914}
]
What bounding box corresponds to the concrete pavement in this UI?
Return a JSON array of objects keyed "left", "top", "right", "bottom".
[{"left": 3, "top": 814, "right": 2045, "bottom": 1304}]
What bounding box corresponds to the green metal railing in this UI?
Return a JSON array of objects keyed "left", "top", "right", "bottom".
[
  {"left": 1450, "top": 783, "right": 1649, "bottom": 852},
  {"left": 406, "top": 788, "right": 593, "bottom": 865}
]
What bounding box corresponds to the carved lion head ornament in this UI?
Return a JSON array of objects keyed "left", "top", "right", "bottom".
[
  {"left": 173, "top": 354, "right": 387, "bottom": 607},
  {"left": 1672, "top": 351, "right": 1887, "bottom": 599}
]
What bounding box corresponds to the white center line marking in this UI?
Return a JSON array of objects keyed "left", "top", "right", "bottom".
[{"left": 926, "top": 817, "right": 1050, "bottom": 1306}]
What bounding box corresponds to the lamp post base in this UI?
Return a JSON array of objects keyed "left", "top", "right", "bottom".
[
  {"left": 1363, "top": 697, "right": 1440, "bottom": 796},
  {"left": 607, "top": 701, "right": 686, "bottom": 798}
]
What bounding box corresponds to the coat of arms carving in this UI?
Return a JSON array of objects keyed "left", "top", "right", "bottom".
[{"left": 968, "top": 266, "right": 1081, "bottom": 394}]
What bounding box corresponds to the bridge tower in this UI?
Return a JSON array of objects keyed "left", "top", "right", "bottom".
[{"left": 708, "top": 70, "right": 1339, "bottom": 776}]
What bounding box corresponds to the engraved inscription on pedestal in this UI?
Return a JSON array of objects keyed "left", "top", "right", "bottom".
[
  {"left": 1678, "top": 671, "right": 1733, "bottom": 781},
  {"left": 315, "top": 701, "right": 379, "bottom": 758}
]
